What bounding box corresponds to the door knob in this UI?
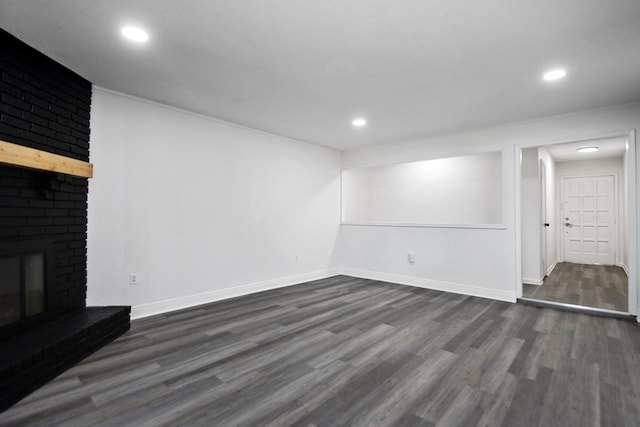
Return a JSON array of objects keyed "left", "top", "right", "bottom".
[
  {"left": 544, "top": 223, "right": 550, "bottom": 227},
  {"left": 565, "top": 222, "right": 572, "bottom": 227}
]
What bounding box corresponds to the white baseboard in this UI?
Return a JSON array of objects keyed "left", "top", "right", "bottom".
[
  {"left": 131, "top": 268, "right": 341, "bottom": 319},
  {"left": 340, "top": 267, "right": 516, "bottom": 303},
  {"left": 546, "top": 260, "right": 558, "bottom": 276},
  {"left": 618, "top": 263, "right": 629, "bottom": 277},
  {"left": 523, "top": 261, "right": 558, "bottom": 285}
]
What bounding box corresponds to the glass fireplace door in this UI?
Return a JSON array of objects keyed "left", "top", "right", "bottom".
[{"left": 0, "top": 252, "right": 46, "bottom": 327}]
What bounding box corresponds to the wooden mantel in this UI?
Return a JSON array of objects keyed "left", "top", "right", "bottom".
[{"left": 0, "top": 139, "right": 93, "bottom": 178}]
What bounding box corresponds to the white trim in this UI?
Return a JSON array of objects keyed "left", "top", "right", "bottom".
[
  {"left": 515, "top": 146, "right": 523, "bottom": 298},
  {"left": 619, "top": 263, "right": 629, "bottom": 277},
  {"left": 627, "top": 128, "right": 638, "bottom": 318},
  {"left": 540, "top": 158, "right": 547, "bottom": 278},
  {"left": 131, "top": 268, "right": 340, "bottom": 319},
  {"left": 341, "top": 267, "right": 516, "bottom": 303},
  {"left": 523, "top": 278, "right": 544, "bottom": 286},
  {"left": 546, "top": 260, "right": 558, "bottom": 276},
  {"left": 503, "top": 147, "right": 511, "bottom": 230},
  {"left": 340, "top": 222, "right": 506, "bottom": 230}
]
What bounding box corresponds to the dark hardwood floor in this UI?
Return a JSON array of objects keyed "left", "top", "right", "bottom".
[
  {"left": 1, "top": 275, "right": 639, "bottom": 426},
  {"left": 523, "top": 262, "right": 628, "bottom": 312}
]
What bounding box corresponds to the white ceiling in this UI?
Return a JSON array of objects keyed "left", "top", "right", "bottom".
[
  {"left": 1, "top": 0, "right": 639, "bottom": 151},
  {"left": 545, "top": 136, "right": 627, "bottom": 162}
]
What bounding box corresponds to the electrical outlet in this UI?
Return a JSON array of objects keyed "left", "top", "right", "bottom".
[
  {"left": 129, "top": 273, "right": 138, "bottom": 285},
  {"left": 408, "top": 252, "right": 415, "bottom": 264}
]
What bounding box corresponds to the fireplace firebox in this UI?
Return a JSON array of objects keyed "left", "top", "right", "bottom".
[{"left": 0, "top": 240, "right": 55, "bottom": 341}]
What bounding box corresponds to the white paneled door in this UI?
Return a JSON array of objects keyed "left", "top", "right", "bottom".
[{"left": 562, "top": 175, "right": 615, "bottom": 265}]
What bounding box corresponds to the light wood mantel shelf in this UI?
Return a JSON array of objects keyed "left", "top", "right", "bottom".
[{"left": 0, "top": 139, "right": 93, "bottom": 178}]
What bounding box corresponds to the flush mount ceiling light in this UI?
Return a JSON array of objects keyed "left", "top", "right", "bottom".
[
  {"left": 543, "top": 69, "right": 567, "bottom": 81},
  {"left": 121, "top": 26, "right": 149, "bottom": 42},
  {"left": 352, "top": 118, "right": 367, "bottom": 127},
  {"left": 577, "top": 146, "right": 599, "bottom": 153}
]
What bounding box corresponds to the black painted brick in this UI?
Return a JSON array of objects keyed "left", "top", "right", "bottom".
[
  {"left": 0, "top": 307, "right": 131, "bottom": 412},
  {"left": 1, "top": 31, "right": 91, "bottom": 160},
  {"left": 22, "top": 111, "right": 48, "bottom": 128},
  {"left": 1, "top": 28, "right": 92, "bottom": 334},
  {"left": 0, "top": 80, "right": 21, "bottom": 99},
  {"left": 0, "top": 59, "right": 24, "bottom": 79},
  {"left": 0, "top": 228, "right": 19, "bottom": 238},
  {"left": 30, "top": 105, "right": 56, "bottom": 121},
  {"left": 1, "top": 92, "right": 30, "bottom": 110},
  {"left": 27, "top": 217, "right": 53, "bottom": 226},
  {"left": 0, "top": 125, "right": 22, "bottom": 140},
  {"left": 0, "top": 29, "right": 103, "bottom": 413},
  {"left": 21, "top": 130, "right": 49, "bottom": 145},
  {"left": 0, "top": 207, "right": 18, "bottom": 216},
  {"left": 22, "top": 92, "right": 50, "bottom": 110},
  {"left": 0, "top": 101, "right": 22, "bottom": 118},
  {"left": 2, "top": 112, "right": 31, "bottom": 130},
  {"left": 31, "top": 123, "right": 56, "bottom": 138},
  {"left": 19, "top": 187, "right": 40, "bottom": 198},
  {"left": 56, "top": 132, "right": 76, "bottom": 145},
  {"left": 0, "top": 186, "right": 19, "bottom": 197},
  {"left": 49, "top": 120, "right": 70, "bottom": 135},
  {"left": 1, "top": 197, "right": 28, "bottom": 207}
]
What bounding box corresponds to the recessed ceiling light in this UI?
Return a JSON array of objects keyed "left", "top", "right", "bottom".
[
  {"left": 577, "top": 146, "right": 599, "bottom": 153},
  {"left": 352, "top": 118, "right": 367, "bottom": 127},
  {"left": 121, "top": 26, "right": 149, "bottom": 42},
  {"left": 543, "top": 69, "right": 567, "bottom": 81}
]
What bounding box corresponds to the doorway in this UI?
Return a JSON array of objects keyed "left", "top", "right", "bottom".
[
  {"left": 562, "top": 174, "right": 616, "bottom": 265},
  {"left": 519, "top": 135, "right": 631, "bottom": 314}
]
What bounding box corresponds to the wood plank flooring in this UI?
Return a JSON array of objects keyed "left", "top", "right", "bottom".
[
  {"left": 523, "top": 262, "right": 628, "bottom": 312},
  {"left": 1, "top": 275, "right": 639, "bottom": 426}
]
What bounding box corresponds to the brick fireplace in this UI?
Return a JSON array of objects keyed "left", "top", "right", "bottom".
[{"left": 0, "top": 28, "right": 130, "bottom": 411}]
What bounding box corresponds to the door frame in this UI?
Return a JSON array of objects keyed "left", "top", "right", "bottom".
[
  {"left": 514, "top": 128, "right": 637, "bottom": 317},
  {"left": 540, "top": 159, "right": 548, "bottom": 276},
  {"left": 559, "top": 173, "right": 618, "bottom": 266}
]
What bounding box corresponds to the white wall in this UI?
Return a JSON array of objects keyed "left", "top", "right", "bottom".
[
  {"left": 555, "top": 157, "right": 625, "bottom": 267},
  {"left": 87, "top": 93, "right": 639, "bottom": 318},
  {"left": 341, "top": 102, "right": 639, "bottom": 315},
  {"left": 521, "top": 148, "right": 542, "bottom": 283},
  {"left": 342, "top": 152, "right": 502, "bottom": 225},
  {"left": 87, "top": 88, "right": 341, "bottom": 318}
]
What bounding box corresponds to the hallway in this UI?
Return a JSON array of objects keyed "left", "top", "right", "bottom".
[{"left": 523, "top": 262, "right": 628, "bottom": 312}]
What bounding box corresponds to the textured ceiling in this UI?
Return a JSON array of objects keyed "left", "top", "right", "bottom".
[{"left": 1, "top": 0, "right": 639, "bottom": 151}]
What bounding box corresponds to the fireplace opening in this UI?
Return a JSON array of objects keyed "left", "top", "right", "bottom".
[
  {"left": 0, "top": 240, "right": 55, "bottom": 340},
  {"left": 0, "top": 252, "right": 45, "bottom": 326}
]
